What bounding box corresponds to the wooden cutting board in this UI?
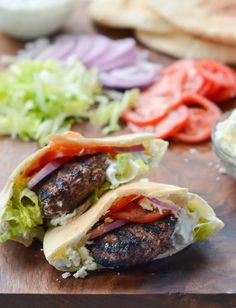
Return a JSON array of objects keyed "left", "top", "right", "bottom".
[{"left": 0, "top": 3, "right": 236, "bottom": 307}]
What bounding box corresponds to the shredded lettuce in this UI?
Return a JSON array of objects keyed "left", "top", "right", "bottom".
[
  {"left": 193, "top": 219, "right": 221, "bottom": 241},
  {"left": 106, "top": 153, "right": 150, "bottom": 187},
  {"left": 0, "top": 60, "right": 139, "bottom": 146},
  {"left": 91, "top": 182, "right": 114, "bottom": 204},
  {"left": 0, "top": 182, "right": 43, "bottom": 244},
  {"left": 90, "top": 89, "right": 139, "bottom": 134},
  {"left": 188, "top": 193, "right": 224, "bottom": 241}
]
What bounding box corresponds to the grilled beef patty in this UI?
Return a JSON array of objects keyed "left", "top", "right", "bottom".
[
  {"left": 34, "top": 154, "right": 109, "bottom": 218},
  {"left": 90, "top": 214, "right": 177, "bottom": 268}
]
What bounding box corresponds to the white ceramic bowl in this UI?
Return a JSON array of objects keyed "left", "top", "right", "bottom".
[
  {"left": 0, "top": 0, "right": 78, "bottom": 39},
  {"left": 212, "top": 111, "right": 236, "bottom": 180}
]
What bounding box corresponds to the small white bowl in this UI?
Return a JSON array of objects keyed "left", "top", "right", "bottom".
[
  {"left": 0, "top": 0, "right": 78, "bottom": 39},
  {"left": 212, "top": 111, "right": 236, "bottom": 180}
]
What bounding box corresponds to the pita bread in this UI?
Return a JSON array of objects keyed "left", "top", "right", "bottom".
[
  {"left": 148, "top": 0, "right": 236, "bottom": 46},
  {"left": 43, "top": 181, "right": 224, "bottom": 269},
  {"left": 0, "top": 132, "right": 167, "bottom": 245},
  {"left": 136, "top": 29, "right": 236, "bottom": 64},
  {"left": 89, "top": 0, "right": 175, "bottom": 33}
]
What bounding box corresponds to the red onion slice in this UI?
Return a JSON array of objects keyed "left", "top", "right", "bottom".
[
  {"left": 89, "top": 220, "right": 127, "bottom": 240},
  {"left": 147, "top": 197, "right": 183, "bottom": 213},
  {"left": 36, "top": 35, "right": 77, "bottom": 60},
  {"left": 67, "top": 35, "right": 94, "bottom": 62},
  {"left": 82, "top": 36, "right": 112, "bottom": 66},
  {"left": 100, "top": 70, "right": 156, "bottom": 89},
  {"left": 17, "top": 39, "right": 49, "bottom": 60},
  {"left": 113, "top": 144, "right": 145, "bottom": 153},
  {"left": 27, "top": 159, "right": 64, "bottom": 189},
  {"left": 94, "top": 38, "right": 137, "bottom": 71}
]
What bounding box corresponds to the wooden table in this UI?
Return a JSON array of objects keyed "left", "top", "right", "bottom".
[{"left": 0, "top": 3, "right": 236, "bottom": 307}]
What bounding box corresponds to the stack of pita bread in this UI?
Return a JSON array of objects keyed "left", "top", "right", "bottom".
[{"left": 89, "top": 0, "right": 236, "bottom": 63}]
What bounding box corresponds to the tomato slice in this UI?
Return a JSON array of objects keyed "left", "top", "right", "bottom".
[
  {"left": 122, "top": 89, "right": 183, "bottom": 126},
  {"left": 122, "top": 106, "right": 167, "bottom": 126},
  {"left": 211, "top": 87, "right": 236, "bottom": 103},
  {"left": 173, "top": 93, "right": 222, "bottom": 143},
  {"left": 197, "top": 60, "right": 236, "bottom": 88},
  {"left": 154, "top": 105, "right": 189, "bottom": 139},
  {"left": 128, "top": 105, "right": 189, "bottom": 139},
  {"left": 110, "top": 201, "right": 171, "bottom": 223},
  {"left": 105, "top": 194, "right": 140, "bottom": 217},
  {"left": 22, "top": 143, "right": 118, "bottom": 178}
]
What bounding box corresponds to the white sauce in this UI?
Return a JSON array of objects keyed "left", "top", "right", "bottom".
[
  {"left": 155, "top": 209, "right": 199, "bottom": 261},
  {"left": 50, "top": 210, "right": 77, "bottom": 227},
  {"left": 215, "top": 109, "right": 236, "bottom": 157},
  {"left": 173, "top": 209, "right": 199, "bottom": 248},
  {"left": 0, "top": 0, "right": 77, "bottom": 39}
]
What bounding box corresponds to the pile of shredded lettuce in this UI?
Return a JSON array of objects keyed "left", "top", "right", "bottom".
[{"left": 0, "top": 60, "right": 138, "bottom": 146}]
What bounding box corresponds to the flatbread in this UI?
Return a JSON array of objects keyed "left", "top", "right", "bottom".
[
  {"left": 148, "top": 0, "right": 236, "bottom": 46},
  {"left": 43, "top": 181, "right": 224, "bottom": 269},
  {"left": 89, "top": 0, "right": 175, "bottom": 33},
  {"left": 136, "top": 30, "right": 236, "bottom": 64}
]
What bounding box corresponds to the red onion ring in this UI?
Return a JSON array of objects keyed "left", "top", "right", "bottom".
[
  {"left": 37, "top": 35, "right": 77, "bottom": 60},
  {"left": 89, "top": 220, "right": 127, "bottom": 240},
  {"left": 82, "top": 36, "right": 111, "bottom": 67},
  {"left": 147, "top": 197, "right": 183, "bottom": 213},
  {"left": 113, "top": 144, "right": 145, "bottom": 153},
  {"left": 94, "top": 38, "right": 136, "bottom": 71},
  {"left": 66, "top": 35, "right": 94, "bottom": 62},
  {"left": 27, "top": 158, "right": 64, "bottom": 189}
]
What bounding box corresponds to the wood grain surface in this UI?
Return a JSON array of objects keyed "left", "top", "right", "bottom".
[{"left": 0, "top": 2, "right": 236, "bottom": 307}]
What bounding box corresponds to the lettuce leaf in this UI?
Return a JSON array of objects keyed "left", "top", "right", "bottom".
[
  {"left": 106, "top": 153, "right": 150, "bottom": 187},
  {"left": 0, "top": 182, "right": 43, "bottom": 243},
  {"left": 193, "top": 220, "right": 220, "bottom": 241},
  {"left": 188, "top": 193, "right": 224, "bottom": 241},
  {"left": 91, "top": 182, "right": 114, "bottom": 204},
  {"left": 90, "top": 89, "right": 139, "bottom": 134}
]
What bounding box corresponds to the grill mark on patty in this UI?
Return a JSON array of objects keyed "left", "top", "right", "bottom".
[
  {"left": 34, "top": 154, "right": 109, "bottom": 218},
  {"left": 89, "top": 214, "right": 177, "bottom": 268}
]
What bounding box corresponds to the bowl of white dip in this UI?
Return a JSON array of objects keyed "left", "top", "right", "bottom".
[
  {"left": 0, "top": 0, "right": 78, "bottom": 39},
  {"left": 212, "top": 109, "right": 236, "bottom": 180}
]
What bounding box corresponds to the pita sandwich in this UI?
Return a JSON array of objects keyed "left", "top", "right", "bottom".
[
  {"left": 43, "top": 181, "right": 224, "bottom": 278},
  {"left": 0, "top": 131, "right": 167, "bottom": 246}
]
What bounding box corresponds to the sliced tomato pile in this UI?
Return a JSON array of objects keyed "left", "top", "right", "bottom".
[
  {"left": 106, "top": 195, "right": 171, "bottom": 223},
  {"left": 123, "top": 59, "right": 236, "bottom": 143}
]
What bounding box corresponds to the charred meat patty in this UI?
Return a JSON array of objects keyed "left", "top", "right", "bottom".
[
  {"left": 34, "top": 154, "right": 109, "bottom": 218},
  {"left": 89, "top": 214, "right": 177, "bottom": 268}
]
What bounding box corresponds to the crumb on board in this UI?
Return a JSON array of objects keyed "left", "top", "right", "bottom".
[
  {"left": 189, "top": 148, "right": 198, "bottom": 155},
  {"left": 184, "top": 158, "right": 189, "bottom": 163},
  {"left": 216, "top": 176, "right": 221, "bottom": 181},
  {"left": 208, "top": 162, "right": 213, "bottom": 167},
  {"left": 218, "top": 167, "right": 227, "bottom": 175},
  {"left": 62, "top": 272, "right": 71, "bottom": 279}
]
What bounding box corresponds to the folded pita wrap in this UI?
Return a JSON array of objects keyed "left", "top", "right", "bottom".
[
  {"left": 0, "top": 132, "right": 167, "bottom": 246},
  {"left": 43, "top": 182, "right": 224, "bottom": 278}
]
